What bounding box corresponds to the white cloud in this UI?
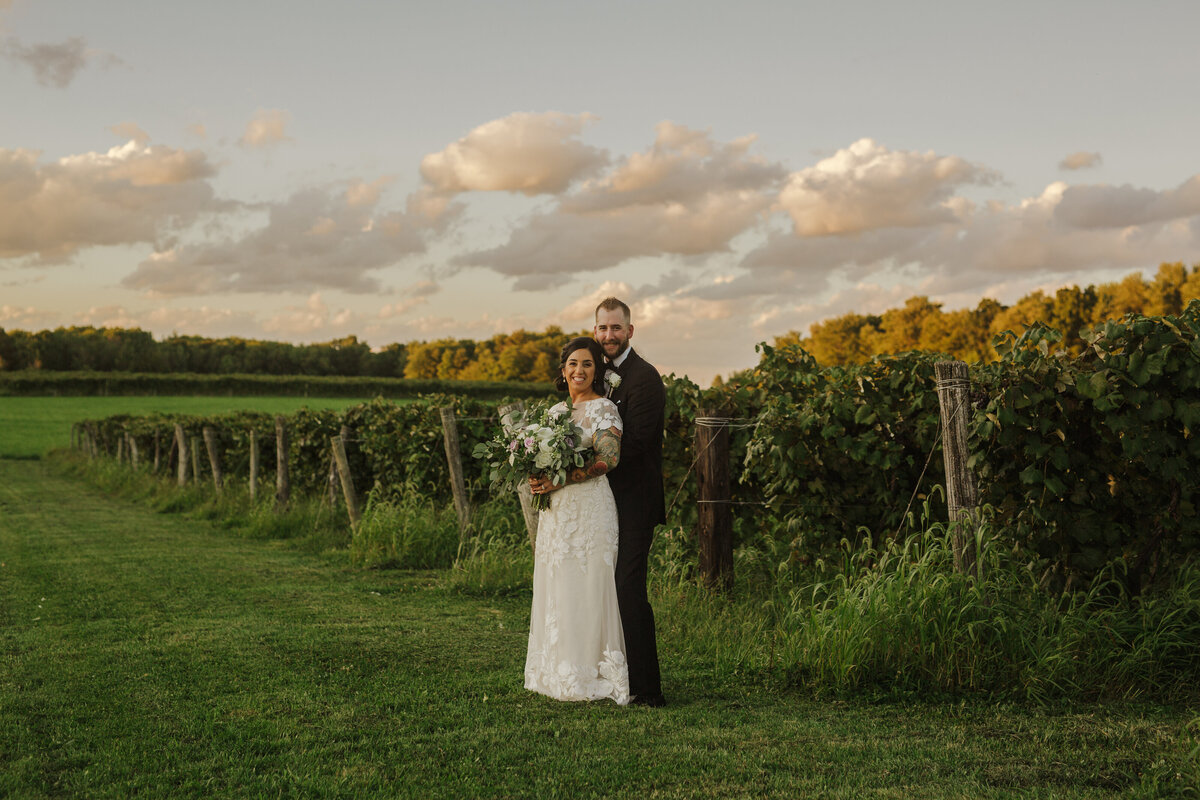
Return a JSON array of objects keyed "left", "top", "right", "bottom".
[
  {"left": 779, "top": 138, "right": 999, "bottom": 236},
  {"left": 1059, "top": 151, "right": 1102, "bottom": 171},
  {"left": 420, "top": 111, "right": 608, "bottom": 196},
  {"left": 0, "top": 141, "right": 225, "bottom": 262},
  {"left": 239, "top": 109, "right": 293, "bottom": 148}
]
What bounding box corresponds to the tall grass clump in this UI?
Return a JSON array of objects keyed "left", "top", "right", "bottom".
[
  {"left": 775, "top": 500, "right": 1200, "bottom": 703},
  {"left": 447, "top": 495, "right": 534, "bottom": 596},
  {"left": 349, "top": 491, "right": 459, "bottom": 569}
]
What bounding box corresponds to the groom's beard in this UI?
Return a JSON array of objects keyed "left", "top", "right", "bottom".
[{"left": 599, "top": 340, "right": 628, "bottom": 361}]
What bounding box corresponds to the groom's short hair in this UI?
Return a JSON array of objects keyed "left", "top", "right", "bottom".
[{"left": 595, "top": 297, "right": 631, "bottom": 323}]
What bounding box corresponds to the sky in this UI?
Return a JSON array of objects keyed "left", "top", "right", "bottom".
[{"left": 2, "top": 0, "right": 1200, "bottom": 384}]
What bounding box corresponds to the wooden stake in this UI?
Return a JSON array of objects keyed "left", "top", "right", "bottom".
[
  {"left": 174, "top": 424, "right": 189, "bottom": 486},
  {"left": 498, "top": 401, "right": 538, "bottom": 552},
  {"left": 439, "top": 406, "right": 471, "bottom": 538},
  {"left": 203, "top": 426, "right": 222, "bottom": 493},
  {"left": 129, "top": 433, "right": 140, "bottom": 471},
  {"left": 249, "top": 429, "right": 259, "bottom": 502},
  {"left": 331, "top": 435, "right": 362, "bottom": 530},
  {"left": 696, "top": 413, "right": 733, "bottom": 592},
  {"left": 275, "top": 416, "right": 290, "bottom": 507},
  {"left": 190, "top": 436, "right": 201, "bottom": 486},
  {"left": 153, "top": 430, "right": 161, "bottom": 473},
  {"left": 934, "top": 360, "right": 980, "bottom": 577}
]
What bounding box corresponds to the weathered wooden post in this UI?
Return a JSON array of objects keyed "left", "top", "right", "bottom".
[
  {"left": 202, "top": 426, "right": 222, "bottom": 493},
  {"left": 153, "top": 430, "right": 161, "bottom": 473},
  {"left": 498, "top": 401, "right": 539, "bottom": 551},
  {"left": 275, "top": 416, "right": 290, "bottom": 507},
  {"left": 174, "top": 424, "right": 190, "bottom": 486},
  {"left": 330, "top": 434, "right": 362, "bottom": 530},
  {"left": 934, "top": 360, "right": 980, "bottom": 577},
  {"left": 695, "top": 413, "right": 733, "bottom": 592},
  {"left": 128, "top": 433, "right": 140, "bottom": 471},
  {"left": 249, "top": 429, "right": 260, "bottom": 501},
  {"left": 439, "top": 406, "right": 471, "bottom": 538},
  {"left": 190, "top": 436, "right": 201, "bottom": 485}
]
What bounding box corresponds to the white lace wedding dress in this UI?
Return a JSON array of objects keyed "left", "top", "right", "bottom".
[{"left": 524, "top": 398, "right": 630, "bottom": 705}]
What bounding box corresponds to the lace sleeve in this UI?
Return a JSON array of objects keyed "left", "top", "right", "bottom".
[{"left": 587, "top": 399, "right": 623, "bottom": 434}]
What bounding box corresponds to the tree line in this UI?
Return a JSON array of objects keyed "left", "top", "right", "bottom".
[
  {"left": 0, "top": 325, "right": 583, "bottom": 383},
  {"left": 4, "top": 262, "right": 1198, "bottom": 380},
  {"left": 775, "top": 262, "right": 1200, "bottom": 365}
]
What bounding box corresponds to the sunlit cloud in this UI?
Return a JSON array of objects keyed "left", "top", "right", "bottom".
[
  {"left": 778, "top": 138, "right": 999, "bottom": 236},
  {"left": 108, "top": 122, "right": 150, "bottom": 145},
  {"left": 0, "top": 141, "right": 226, "bottom": 262},
  {"left": 0, "top": 304, "right": 58, "bottom": 328},
  {"left": 1059, "top": 151, "right": 1102, "bottom": 171},
  {"left": 420, "top": 111, "right": 608, "bottom": 196},
  {"left": 239, "top": 108, "right": 293, "bottom": 149}
]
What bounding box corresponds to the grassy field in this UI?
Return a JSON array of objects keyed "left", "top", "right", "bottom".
[
  {"left": 2, "top": 458, "right": 1197, "bottom": 799},
  {"left": 0, "top": 396, "right": 369, "bottom": 459}
]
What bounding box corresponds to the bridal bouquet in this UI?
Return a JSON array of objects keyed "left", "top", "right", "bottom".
[{"left": 472, "top": 402, "right": 590, "bottom": 510}]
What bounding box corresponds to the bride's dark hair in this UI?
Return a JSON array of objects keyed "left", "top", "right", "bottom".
[{"left": 555, "top": 337, "right": 607, "bottom": 395}]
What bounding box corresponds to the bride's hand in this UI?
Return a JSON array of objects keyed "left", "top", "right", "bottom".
[{"left": 529, "top": 476, "right": 561, "bottom": 495}]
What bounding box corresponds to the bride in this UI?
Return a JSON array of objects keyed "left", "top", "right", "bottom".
[{"left": 524, "top": 336, "right": 629, "bottom": 705}]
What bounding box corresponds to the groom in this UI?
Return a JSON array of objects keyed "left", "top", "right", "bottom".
[{"left": 594, "top": 297, "right": 666, "bottom": 707}]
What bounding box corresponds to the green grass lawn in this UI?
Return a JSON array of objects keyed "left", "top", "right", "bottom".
[
  {"left": 1, "top": 458, "right": 1195, "bottom": 799},
  {"left": 0, "top": 396, "right": 369, "bottom": 459}
]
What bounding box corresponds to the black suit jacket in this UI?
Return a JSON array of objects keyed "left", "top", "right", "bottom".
[{"left": 606, "top": 348, "right": 666, "bottom": 530}]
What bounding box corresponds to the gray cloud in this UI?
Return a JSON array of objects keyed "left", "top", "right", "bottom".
[
  {"left": 121, "top": 180, "right": 437, "bottom": 296},
  {"left": 454, "top": 123, "right": 786, "bottom": 285},
  {"left": 2, "top": 35, "right": 121, "bottom": 88},
  {"left": 1054, "top": 176, "right": 1200, "bottom": 229}
]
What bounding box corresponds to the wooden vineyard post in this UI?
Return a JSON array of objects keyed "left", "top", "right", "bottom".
[
  {"left": 128, "top": 433, "right": 140, "bottom": 471},
  {"left": 934, "top": 360, "right": 980, "bottom": 577},
  {"left": 249, "top": 429, "right": 259, "bottom": 502},
  {"left": 116, "top": 433, "right": 126, "bottom": 465},
  {"left": 330, "top": 434, "right": 362, "bottom": 530},
  {"left": 174, "top": 424, "right": 190, "bottom": 486},
  {"left": 695, "top": 413, "right": 733, "bottom": 592},
  {"left": 189, "top": 436, "right": 200, "bottom": 485},
  {"left": 275, "top": 416, "right": 290, "bottom": 507},
  {"left": 153, "top": 430, "right": 161, "bottom": 473},
  {"left": 202, "top": 426, "right": 223, "bottom": 493},
  {"left": 439, "top": 407, "right": 472, "bottom": 539},
  {"left": 498, "top": 401, "right": 539, "bottom": 551}
]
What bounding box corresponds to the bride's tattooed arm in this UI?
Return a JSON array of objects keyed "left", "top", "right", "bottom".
[{"left": 565, "top": 428, "right": 621, "bottom": 485}]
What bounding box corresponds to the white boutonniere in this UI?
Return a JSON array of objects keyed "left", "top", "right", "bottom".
[{"left": 604, "top": 369, "right": 622, "bottom": 397}]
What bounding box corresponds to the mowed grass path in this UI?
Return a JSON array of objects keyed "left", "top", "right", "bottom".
[
  {"left": 0, "top": 396, "right": 370, "bottom": 459},
  {"left": 0, "top": 459, "right": 1190, "bottom": 799}
]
